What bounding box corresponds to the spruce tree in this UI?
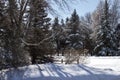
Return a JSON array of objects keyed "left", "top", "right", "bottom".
[
  {"left": 0, "top": 0, "right": 6, "bottom": 69},
  {"left": 0, "top": 0, "right": 30, "bottom": 68},
  {"left": 94, "top": 0, "right": 117, "bottom": 56},
  {"left": 67, "top": 9, "right": 83, "bottom": 49},
  {"left": 25, "top": 0, "right": 52, "bottom": 64},
  {"left": 61, "top": 19, "right": 65, "bottom": 27},
  {"left": 52, "top": 17, "right": 62, "bottom": 55},
  {"left": 115, "top": 24, "right": 120, "bottom": 55},
  {"left": 69, "top": 9, "right": 80, "bottom": 34}
]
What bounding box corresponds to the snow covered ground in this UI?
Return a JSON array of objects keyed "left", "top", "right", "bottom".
[{"left": 0, "top": 57, "right": 120, "bottom": 80}]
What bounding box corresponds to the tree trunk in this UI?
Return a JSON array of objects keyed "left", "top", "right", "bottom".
[{"left": 31, "top": 54, "right": 36, "bottom": 64}]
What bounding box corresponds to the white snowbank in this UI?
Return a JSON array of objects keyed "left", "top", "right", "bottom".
[
  {"left": 87, "top": 56, "right": 120, "bottom": 71},
  {"left": 0, "top": 57, "right": 120, "bottom": 80}
]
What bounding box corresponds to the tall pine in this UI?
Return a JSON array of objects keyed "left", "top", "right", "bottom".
[
  {"left": 25, "top": 0, "right": 52, "bottom": 64},
  {"left": 52, "top": 17, "right": 65, "bottom": 55},
  {"left": 67, "top": 9, "right": 83, "bottom": 49},
  {"left": 94, "top": 0, "right": 117, "bottom": 56}
]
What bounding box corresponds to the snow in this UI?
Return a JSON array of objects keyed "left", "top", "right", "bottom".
[
  {"left": 0, "top": 57, "right": 120, "bottom": 80},
  {"left": 87, "top": 57, "right": 120, "bottom": 72}
]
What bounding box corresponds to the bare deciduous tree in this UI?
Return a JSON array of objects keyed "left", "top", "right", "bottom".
[{"left": 64, "top": 48, "right": 88, "bottom": 64}]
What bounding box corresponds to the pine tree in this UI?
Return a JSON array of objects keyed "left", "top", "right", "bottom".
[
  {"left": 61, "top": 19, "right": 65, "bottom": 27},
  {"left": 94, "top": 0, "right": 117, "bottom": 56},
  {"left": 52, "top": 17, "right": 61, "bottom": 34},
  {"left": 52, "top": 17, "right": 62, "bottom": 55},
  {"left": 69, "top": 9, "right": 80, "bottom": 34},
  {"left": 115, "top": 24, "right": 120, "bottom": 55},
  {"left": 0, "top": 0, "right": 30, "bottom": 68},
  {"left": 25, "top": 0, "right": 52, "bottom": 64},
  {"left": 66, "top": 9, "right": 83, "bottom": 49},
  {"left": 0, "top": 0, "right": 6, "bottom": 69}
]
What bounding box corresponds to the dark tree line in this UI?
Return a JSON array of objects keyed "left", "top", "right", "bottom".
[
  {"left": 0, "top": 0, "right": 120, "bottom": 70},
  {"left": 0, "top": 0, "right": 74, "bottom": 69}
]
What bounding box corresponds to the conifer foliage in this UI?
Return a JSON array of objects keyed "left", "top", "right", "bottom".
[
  {"left": 0, "top": 0, "right": 120, "bottom": 70},
  {"left": 25, "top": 0, "right": 53, "bottom": 64},
  {"left": 67, "top": 9, "right": 83, "bottom": 49},
  {"left": 94, "top": 0, "right": 118, "bottom": 56}
]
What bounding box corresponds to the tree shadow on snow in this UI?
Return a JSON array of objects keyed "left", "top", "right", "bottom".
[
  {"left": 1, "top": 64, "right": 120, "bottom": 80},
  {"left": 77, "top": 64, "right": 120, "bottom": 80}
]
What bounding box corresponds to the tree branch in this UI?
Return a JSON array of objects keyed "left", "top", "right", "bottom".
[{"left": 21, "top": 33, "right": 55, "bottom": 46}]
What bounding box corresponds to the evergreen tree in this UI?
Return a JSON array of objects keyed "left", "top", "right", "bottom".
[
  {"left": 69, "top": 9, "right": 80, "bottom": 34},
  {"left": 66, "top": 9, "right": 83, "bottom": 49},
  {"left": 94, "top": 0, "right": 117, "bottom": 56},
  {"left": 52, "top": 17, "right": 60, "bottom": 34},
  {"left": 0, "top": 0, "right": 79, "bottom": 69},
  {"left": 8, "top": 0, "right": 30, "bottom": 67},
  {"left": 115, "top": 24, "right": 120, "bottom": 55},
  {"left": 25, "top": 0, "right": 52, "bottom": 64},
  {"left": 61, "top": 19, "right": 65, "bottom": 27},
  {"left": 0, "top": 0, "right": 30, "bottom": 68},
  {"left": 0, "top": 0, "right": 6, "bottom": 69},
  {"left": 52, "top": 17, "right": 62, "bottom": 55}
]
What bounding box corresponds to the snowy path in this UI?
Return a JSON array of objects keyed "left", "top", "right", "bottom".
[{"left": 0, "top": 57, "right": 120, "bottom": 80}]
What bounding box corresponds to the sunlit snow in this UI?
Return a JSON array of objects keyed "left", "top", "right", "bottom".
[{"left": 0, "top": 57, "right": 120, "bottom": 80}]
